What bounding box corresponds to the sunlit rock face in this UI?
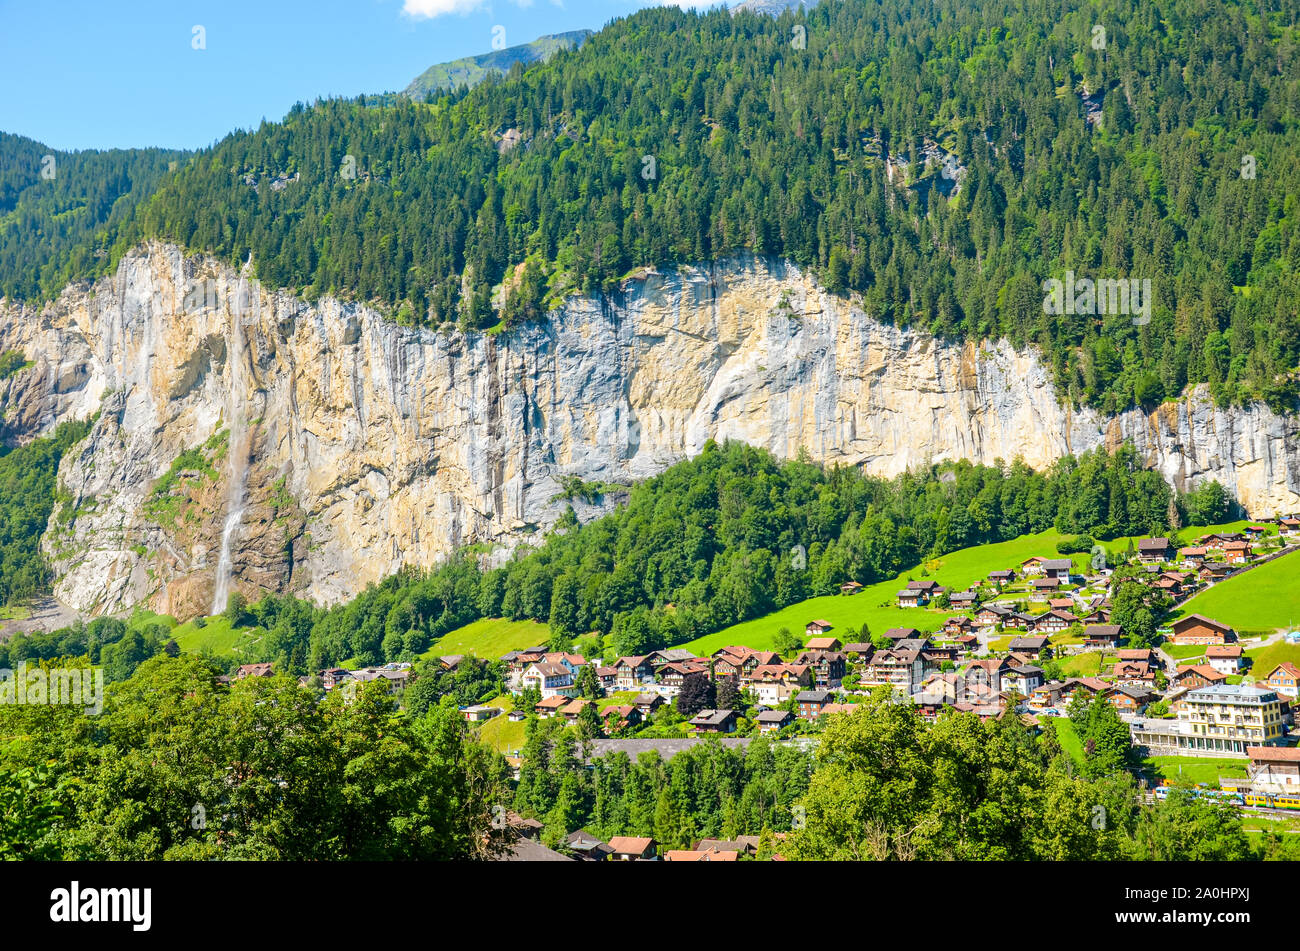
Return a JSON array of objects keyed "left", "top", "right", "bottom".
[{"left": 3, "top": 243, "right": 1297, "bottom": 617}]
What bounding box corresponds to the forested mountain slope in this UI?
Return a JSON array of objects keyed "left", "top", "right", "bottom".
[{"left": 1, "top": 0, "right": 1297, "bottom": 413}]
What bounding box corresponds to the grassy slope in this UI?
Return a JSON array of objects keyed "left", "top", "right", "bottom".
[
  {"left": 1048, "top": 717, "right": 1086, "bottom": 765},
  {"left": 1245, "top": 642, "right": 1300, "bottom": 678},
  {"left": 475, "top": 695, "right": 526, "bottom": 754},
  {"left": 1174, "top": 547, "right": 1300, "bottom": 635},
  {"left": 419, "top": 617, "right": 549, "bottom": 661},
  {"left": 1144, "top": 756, "right": 1250, "bottom": 786},
  {"left": 169, "top": 615, "right": 262, "bottom": 656},
  {"left": 677, "top": 529, "right": 1066, "bottom": 655}
]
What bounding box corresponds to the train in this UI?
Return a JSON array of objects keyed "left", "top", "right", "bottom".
[{"left": 1153, "top": 782, "right": 1300, "bottom": 811}]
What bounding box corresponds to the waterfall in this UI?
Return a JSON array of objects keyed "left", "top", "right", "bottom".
[{"left": 211, "top": 256, "right": 255, "bottom": 616}]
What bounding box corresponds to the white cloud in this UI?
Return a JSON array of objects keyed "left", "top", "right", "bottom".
[{"left": 402, "top": 0, "right": 486, "bottom": 17}]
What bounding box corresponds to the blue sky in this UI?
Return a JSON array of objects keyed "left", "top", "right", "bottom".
[{"left": 0, "top": 0, "right": 721, "bottom": 152}]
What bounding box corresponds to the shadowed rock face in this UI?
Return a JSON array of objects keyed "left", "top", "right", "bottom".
[{"left": 2, "top": 242, "right": 1298, "bottom": 618}]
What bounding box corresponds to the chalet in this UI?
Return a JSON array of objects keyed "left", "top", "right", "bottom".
[
  {"left": 347, "top": 666, "right": 412, "bottom": 696},
  {"left": 1059, "top": 677, "right": 1109, "bottom": 702},
  {"left": 1030, "top": 610, "right": 1078, "bottom": 635},
  {"left": 1107, "top": 684, "right": 1158, "bottom": 714},
  {"left": 908, "top": 579, "right": 942, "bottom": 593},
  {"left": 794, "top": 650, "right": 847, "bottom": 689},
  {"left": 1116, "top": 648, "right": 1157, "bottom": 666},
  {"left": 1205, "top": 644, "right": 1244, "bottom": 675},
  {"left": 747, "top": 664, "right": 812, "bottom": 706},
  {"left": 438, "top": 654, "right": 466, "bottom": 671},
  {"left": 1245, "top": 525, "right": 1268, "bottom": 539},
  {"left": 613, "top": 655, "right": 656, "bottom": 690},
  {"left": 804, "top": 636, "right": 842, "bottom": 652},
  {"left": 321, "top": 668, "right": 352, "bottom": 691},
  {"left": 949, "top": 591, "right": 979, "bottom": 608},
  {"left": 1041, "top": 559, "right": 1074, "bottom": 581},
  {"left": 897, "top": 588, "right": 928, "bottom": 608},
  {"left": 710, "top": 646, "right": 749, "bottom": 674},
  {"left": 1247, "top": 746, "right": 1300, "bottom": 794},
  {"left": 862, "top": 646, "right": 925, "bottom": 693},
  {"left": 633, "top": 693, "right": 666, "bottom": 717},
  {"left": 1113, "top": 661, "right": 1156, "bottom": 686},
  {"left": 954, "top": 634, "right": 980, "bottom": 653},
  {"left": 964, "top": 658, "right": 1011, "bottom": 693},
  {"left": 507, "top": 708, "right": 527, "bottom": 722},
  {"left": 1002, "top": 664, "right": 1045, "bottom": 696},
  {"left": 522, "top": 662, "right": 579, "bottom": 699},
  {"left": 1169, "top": 614, "right": 1234, "bottom": 646},
  {"left": 657, "top": 661, "right": 711, "bottom": 690},
  {"left": 1006, "top": 635, "right": 1051, "bottom": 657},
  {"left": 883, "top": 627, "right": 923, "bottom": 643},
  {"left": 544, "top": 652, "right": 587, "bottom": 673},
  {"left": 601, "top": 705, "right": 642, "bottom": 732},
  {"left": 1202, "top": 563, "right": 1237, "bottom": 585},
  {"left": 1083, "top": 624, "right": 1122, "bottom": 648},
  {"left": 1137, "top": 538, "right": 1174, "bottom": 563},
  {"left": 1080, "top": 606, "right": 1112, "bottom": 626},
  {"left": 1019, "top": 556, "right": 1048, "bottom": 577},
  {"left": 943, "top": 616, "right": 975, "bottom": 636},
  {"left": 805, "top": 620, "right": 834, "bottom": 638},
  {"left": 1048, "top": 598, "right": 1075, "bottom": 611},
  {"left": 1280, "top": 517, "right": 1300, "bottom": 539},
  {"left": 1151, "top": 576, "right": 1184, "bottom": 597},
  {"left": 975, "top": 605, "right": 1013, "bottom": 627},
  {"left": 596, "top": 666, "right": 619, "bottom": 693},
  {"left": 841, "top": 642, "right": 874, "bottom": 662},
  {"left": 564, "top": 830, "right": 615, "bottom": 862},
  {"left": 988, "top": 569, "right": 1016, "bottom": 586},
  {"left": 647, "top": 648, "right": 698, "bottom": 667},
  {"left": 689, "top": 709, "right": 738, "bottom": 734},
  {"left": 1263, "top": 663, "right": 1300, "bottom": 699},
  {"left": 755, "top": 709, "right": 794, "bottom": 733},
  {"left": 796, "top": 689, "right": 834, "bottom": 720},
  {"left": 1178, "top": 546, "right": 1208, "bottom": 566},
  {"left": 561, "top": 698, "right": 596, "bottom": 722},
  {"left": 1028, "top": 681, "right": 1067, "bottom": 710},
  {"left": 1223, "top": 540, "right": 1252, "bottom": 564},
  {"left": 535, "top": 695, "right": 569, "bottom": 718},
  {"left": 236, "top": 663, "right": 274, "bottom": 680},
  {"left": 1008, "top": 612, "right": 1037, "bottom": 630},
  {"left": 840, "top": 581, "right": 864, "bottom": 596},
  {"left": 1030, "top": 578, "right": 1063, "bottom": 592},
  {"left": 608, "top": 836, "right": 657, "bottom": 861},
  {"left": 462, "top": 705, "right": 500, "bottom": 722},
  {"left": 1171, "top": 664, "right": 1228, "bottom": 689}
]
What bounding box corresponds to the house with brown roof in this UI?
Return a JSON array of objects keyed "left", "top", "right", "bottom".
[
  {"left": 1205, "top": 643, "right": 1244, "bottom": 675},
  {"left": 796, "top": 689, "right": 834, "bottom": 719},
  {"left": 1171, "top": 664, "right": 1229, "bottom": 689},
  {"left": 1113, "top": 661, "right": 1156, "bottom": 686},
  {"left": 988, "top": 569, "right": 1016, "bottom": 585},
  {"left": 608, "top": 836, "right": 657, "bottom": 861},
  {"left": 1178, "top": 546, "right": 1208, "bottom": 566},
  {"left": 1029, "top": 610, "right": 1078, "bottom": 635},
  {"left": 665, "top": 847, "right": 739, "bottom": 862},
  {"left": 897, "top": 588, "right": 928, "bottom": 607},
  {"left": 1280, "top": 517, "right": 1300, "bottom": 539},
  {"left": 883, "top": 627, "right": 923, "bottom": 643},
  {"left": 949, "top": 591, "right": 979, "bottom": 608},
  {"left": 755, "top": 709, "right": 794, "bottom": 733},
  {"left": 804, "top": 636, "right": 842, "bottom": 652},
  {"left": 841, "top": 642, "right": 874, "bottom": 662},
  {"left": 1106, "top": 684, "right": 1158, "bottom": 714},
  {"left": 236, "top": 663, "right": 274, "bottom": 680},
  {"left": 840, "top": 581, "right": 863, "bottom": 595},
  {"left": 633, "top": 693, "right": 665, "bottom": 717},
  {"left": 1247, "top": 746, "right": 1300, "bottom": 794},
  {"left": 746, "top": 663, "right": 812, "bottom": 706},
  {"left": 601, "top": 705, "right": 642, "bottom": 733},
  {"left": 1116, "top": 648, "right": 1157, "bottom": 665},
  {"left": 1222, "top": 540, "right": 1252, "bottom": 564},
  {"left": 535, "top": 695, "right": 570, "bottom": 717},
  {"left": 1264, "top": 663, "right": 1300, "bottom": 699},
  {"left": 805, "top": 620, "right": 834, "bottom": 637},
  {"left": 613, "top": 655, "right": 656, "bottom": 690},
  {"left": 1169, "top": 614, "right": 1234, "bottom": 646},
  {"left": 1083, "top": 624, "right": 1122, "bottom": 648},
  {"left": 689, "top": 709, "right": 738, "bottom": 734},
  {"left": 794, "top": 649, "right": 847, "bottom": 689},
  {"left": 521, "top": 661, "right": 579, "bottom": 698},
  {"left": 561, "top": 698, "right": 596, "bottom": 722},
  {"left": 1137, "top": 538, "right": 1174, "bottom": 563}
]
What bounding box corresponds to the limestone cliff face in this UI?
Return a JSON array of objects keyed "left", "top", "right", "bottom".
[{"left": 1, "top": 243, "right": 1297, "bottom": 617}]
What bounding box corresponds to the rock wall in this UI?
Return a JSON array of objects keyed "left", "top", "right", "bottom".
[{"left": 1, "top": 243, "right": 1297, "bottom": 617}]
